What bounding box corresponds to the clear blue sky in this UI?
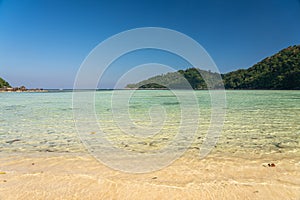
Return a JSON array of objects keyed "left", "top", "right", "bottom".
[{"left": 0, "top": 0, "right": 300, "bottom": 88}]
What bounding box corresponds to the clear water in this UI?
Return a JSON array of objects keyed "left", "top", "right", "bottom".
[{"left": 0, "top": 90, "right": 299, "bottom": 159}]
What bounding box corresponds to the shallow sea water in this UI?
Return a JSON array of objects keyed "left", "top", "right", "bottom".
[{"left": 0, "top": 90, "right": 299, "bottom": 159}]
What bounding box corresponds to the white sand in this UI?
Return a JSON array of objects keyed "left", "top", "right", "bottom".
[{"left": 0, "top": 152, "right": 299, "bottom": 200}]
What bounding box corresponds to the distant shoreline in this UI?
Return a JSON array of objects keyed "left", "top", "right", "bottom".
[
  {"left": 1, "top": 88, "right": 300, "bottom": 93},
  {"left": 0, "top": 86, "right": 48, "bottom": 93}
]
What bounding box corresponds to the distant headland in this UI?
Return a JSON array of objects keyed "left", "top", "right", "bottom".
[
  {"left": 0, "top": 86, "right": 47, "bottom": 93},
  {"left": 126, "top": 45, "right": 300, "bottom": 90},
  {"left": 0, "top": 78, "right": 47, "bottom": 92}
]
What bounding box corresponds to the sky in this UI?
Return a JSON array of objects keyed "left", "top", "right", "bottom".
[{"left": 0, "top": 0, "right": 300, "bottom": 89}]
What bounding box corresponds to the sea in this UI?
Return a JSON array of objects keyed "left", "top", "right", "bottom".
[{"left": 0, "top": 90, "right": 299, "bottom": 160}]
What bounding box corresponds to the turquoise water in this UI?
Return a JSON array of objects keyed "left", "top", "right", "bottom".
[{"left": 0, "top": 90, "right": 299, "bottom": 158}]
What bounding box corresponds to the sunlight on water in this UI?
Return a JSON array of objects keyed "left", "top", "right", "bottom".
[{"left": 0, "top": 90, "right": 299, "bottom": 159}]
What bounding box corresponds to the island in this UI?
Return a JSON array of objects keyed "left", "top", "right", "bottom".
[
  {"left": 0, "top": 77, "right": 10, "bottom": 88},
  {"left": 0, "top": 78, "right": 47, "bottom": 92},
  {"left": 126, "top": 45, "right": 300, "bottom": 90}
]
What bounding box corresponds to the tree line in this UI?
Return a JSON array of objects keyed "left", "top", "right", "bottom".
[
  {"left": 126, "top": 45, "right": 300, "bottom": 90},
  {"left": 0, "top": 77, "right": 10, "bottom": 88}
]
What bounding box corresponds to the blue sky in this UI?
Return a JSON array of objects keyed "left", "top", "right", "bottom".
[{"left": 0, "top": 0, "right": 300, "bottom": 89}]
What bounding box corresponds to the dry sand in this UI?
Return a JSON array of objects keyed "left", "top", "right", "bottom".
[{"left": 0, "top": 152, "right": 299, "bottom": 200}]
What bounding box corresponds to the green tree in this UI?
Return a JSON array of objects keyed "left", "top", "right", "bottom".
[{"left": 0, "top": 77, "right": 11, "bottom": 88}]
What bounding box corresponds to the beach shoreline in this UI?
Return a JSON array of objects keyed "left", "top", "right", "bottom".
[
  {"left": 0, "top": 152, "right": 299, "bottom": 200},
  {"left": 1, "top": 90, "right": 299, "bottom": 199}
]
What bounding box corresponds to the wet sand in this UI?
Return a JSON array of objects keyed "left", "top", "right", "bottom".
[{"left": 0, "top": 152, "right": 299, "bottom": 200}]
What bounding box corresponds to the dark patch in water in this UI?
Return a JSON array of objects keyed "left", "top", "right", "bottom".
[
  {"left": 129, "top": 105, "right": 140, "bottom": 108},
  {"left": 162, "top": 102, "right": 180, "bottom": 105},
  {"left": 4, "top": 105, "right": 26, "bottom": 110},
  {"left": 273, "top": 142, "right": 283, "bottom": 148},
  {"left": 265, "top": 135, "right": 275, "bottom": 139},
  {"left": 6, "top": 139, "right": 21, "bottom": 144},
  {"left": 155, "top": 95, "right": 176, "bottom": 98},
  {"left": 60, "top": 108, "right": 72, "bottom": 111}
]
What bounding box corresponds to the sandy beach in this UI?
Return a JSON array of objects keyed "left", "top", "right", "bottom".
[
  {"left": 0, "top": 151, "right": 299, "bottom": 200},
  {"left": 1, "top": 0, "right": 300, "bottom": 198},
  {"left": 1, "top": 91, "right": 299, "bottom": 199}
]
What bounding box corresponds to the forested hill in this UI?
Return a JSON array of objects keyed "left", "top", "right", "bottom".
[
  {"left": 0, "top": 77, "right": 10, "bottom": 88},
  {"left": 126, "top": 68, "right": 223, "bottom": 89},
  {"left": 126, "top": 45, "right": 300, "bottom": 90},
  {"left": 223, "top": 45, "right": 300, "bottom": 89}
]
